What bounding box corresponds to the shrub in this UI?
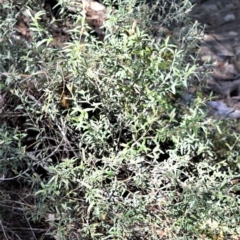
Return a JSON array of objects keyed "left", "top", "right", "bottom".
[{"left": 0, "top": 0, "right": 240, "bottom": 239}]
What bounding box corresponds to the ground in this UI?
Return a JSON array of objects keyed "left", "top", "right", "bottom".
[{"left": 190, "top": 0, "right": 240, "bottom": 119}]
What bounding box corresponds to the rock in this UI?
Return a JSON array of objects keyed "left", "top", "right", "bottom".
[
  {"left": 207, "top": 101, "right": 240, "bottom": 119},
  {"left": 223, "top": 13, "right": 236, "bottom": 22},
  {"left": 89, "top": 1, "right": 106, "bottom": 12},
  {"left": 228, "top": 31, "right": 238, "bottom": 36},
  {"left": 228, "top": 110, "right": 240, "bottom": 119},
  {"left": 82, "top": 0, "right": 106, "bottom": 12},
  {"left": 201, "top": 55, "right": 212, "bottom": 62}
]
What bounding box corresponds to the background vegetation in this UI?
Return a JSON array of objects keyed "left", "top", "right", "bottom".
[{"left": 0, "top": 0, "right": 240, "bottom": 239}]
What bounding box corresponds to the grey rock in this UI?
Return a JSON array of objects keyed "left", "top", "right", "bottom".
[
  {"left": 207, "top": 101, "right": 240, "bottom": 119},
  {"left": 223, "top": 13, "right": 236, "bottom": 22}
]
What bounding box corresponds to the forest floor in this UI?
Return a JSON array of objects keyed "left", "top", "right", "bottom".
[{"left": 190, "top": 0, "right": 240, "bottom": 119}]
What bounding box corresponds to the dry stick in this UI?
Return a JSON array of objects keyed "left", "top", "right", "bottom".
[
  {"left": 23, "top": 209, "right": 37, "bottom": 240},
  {"left": 0, "top": 169, "right": 29, "bottom": 181},
  {"left": 0, "top": 225, "right": 21, "bottom": 240},
  {"left": 0, "top": 220, "right": 8, "bottom": 240}
]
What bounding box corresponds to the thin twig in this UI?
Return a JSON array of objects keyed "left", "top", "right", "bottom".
[{"left": 0, "top": 220, "right": 8, "bottom": 240}]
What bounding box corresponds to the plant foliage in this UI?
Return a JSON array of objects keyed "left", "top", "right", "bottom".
[{"left": 0, "top": 0, "right": 240, "bottom": 239}]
